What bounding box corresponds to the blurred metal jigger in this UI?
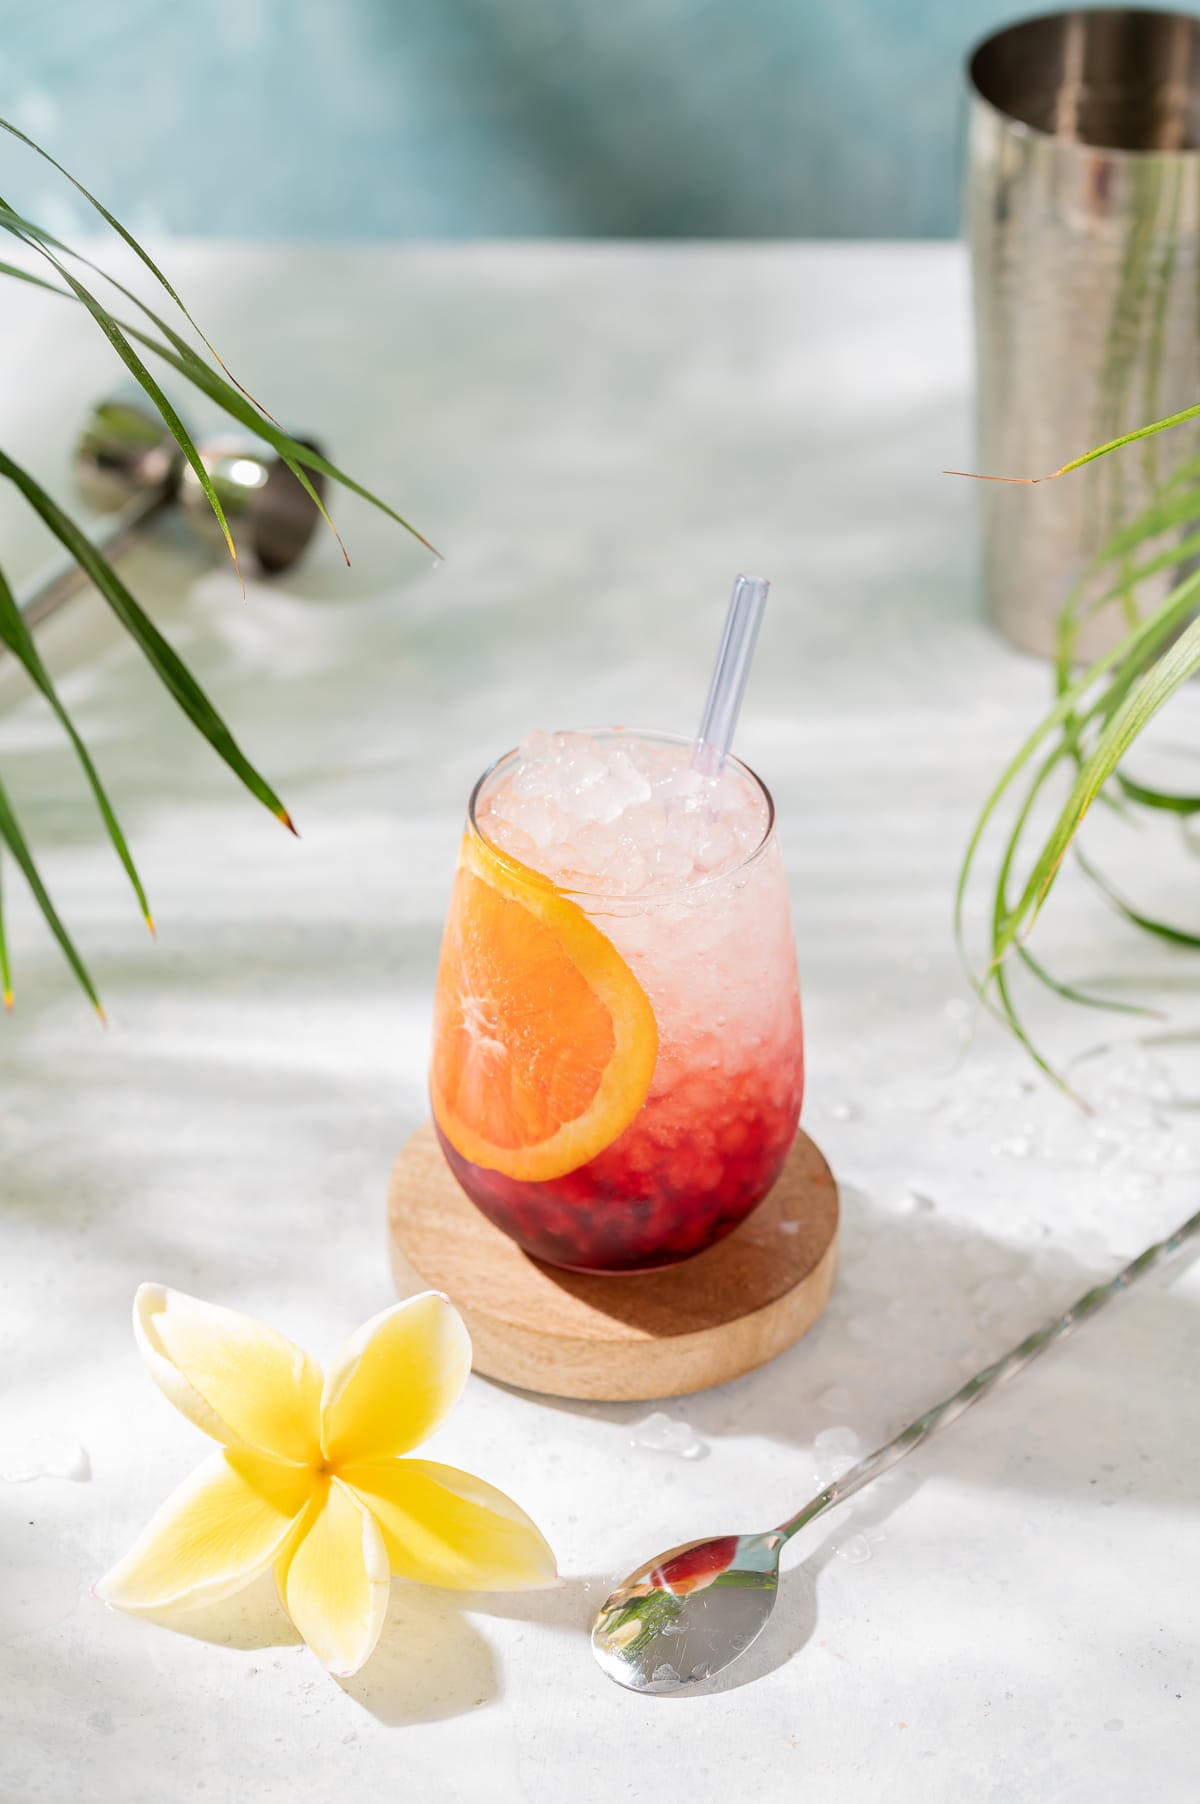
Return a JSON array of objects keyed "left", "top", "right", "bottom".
[
  {"left": 966, "top": 8, "right": 1200, "bottom": 661},
  {"left": 19, "top": 395, "right": 328, "bottom": 628}
]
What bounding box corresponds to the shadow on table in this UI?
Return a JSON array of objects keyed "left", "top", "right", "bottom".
[
  {"left": 337, "top": 1587, "right": 499, "bottom": 1726},
  {"left": 514, "top": 1175, "right": 1200, "bottom": 1523},
  {"left": 340, "top": 1576, "right": 601, "bottom": 1727},
  {"left": 132, "top": 1571, "right": 302, "bottom": 1656},
  {"left": 132, "top": 1567, "right": 606, "bottom": 1727},
  {"left": 490, "top": 1174, "right": 1199, "bottom": 1695}
]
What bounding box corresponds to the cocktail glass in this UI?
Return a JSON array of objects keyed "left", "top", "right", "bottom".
[{"left": 429, "top": 728, "right": 803, "bottom": 1274}]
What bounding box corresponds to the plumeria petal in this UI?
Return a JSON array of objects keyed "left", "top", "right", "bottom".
[
  {"left": 344, "top": 1459, "right": 558, "bottom": 1591},
  {"left": 95, "top": 1449, "right": 313, "bottom": 1614},
  {"left": 319, "top": 1293, "right": 471, "bottom": 1465},
  {"left": 135, "top": 1284, "right": 323, "bottom": 1463},
  {"left": 276, "top": 1477, "right": 390, "bottom": 1676}
]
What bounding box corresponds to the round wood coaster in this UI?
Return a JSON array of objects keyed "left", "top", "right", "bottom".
[{"left": 386, "top": 1121, "right": 839, "bottom": 1401}]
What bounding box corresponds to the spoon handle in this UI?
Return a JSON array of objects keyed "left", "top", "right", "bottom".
[{"left": 776, "top": 1204, "right": 1200, "bottom": 1544}]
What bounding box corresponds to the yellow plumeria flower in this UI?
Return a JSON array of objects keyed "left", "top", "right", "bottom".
[{"left": 96, "top": 1284, "right": 557, "bottom": 1676}]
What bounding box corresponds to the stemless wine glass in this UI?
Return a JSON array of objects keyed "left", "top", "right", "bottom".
[{"left": 429, "top": 728, "right": 804, "bottom": 1274}]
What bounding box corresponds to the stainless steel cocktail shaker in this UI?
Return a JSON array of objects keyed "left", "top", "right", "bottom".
[{"left": 966, "top": 7, "right": 1200, "bottom": 659}]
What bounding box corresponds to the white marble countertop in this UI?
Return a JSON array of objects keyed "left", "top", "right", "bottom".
[{"left": 0, "top": 243, "right": 1197, "bottom": 1803}]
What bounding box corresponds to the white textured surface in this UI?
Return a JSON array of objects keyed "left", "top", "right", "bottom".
[{"left": 0, "top": 244, "right": 1197, "bottom": 1802}]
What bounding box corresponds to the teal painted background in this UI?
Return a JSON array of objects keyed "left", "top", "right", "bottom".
[{"left": 2, "top": 0, "right": 1103, "bottom": 237}]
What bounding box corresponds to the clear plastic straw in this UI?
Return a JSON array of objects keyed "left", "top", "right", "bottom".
[{"left": 692, "top": 573, "right": 770, "bottom": 774}]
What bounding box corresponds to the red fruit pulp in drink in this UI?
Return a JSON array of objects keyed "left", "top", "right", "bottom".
[{"left": 437, "top": 1047, "right": 803, "bottom": 1273}]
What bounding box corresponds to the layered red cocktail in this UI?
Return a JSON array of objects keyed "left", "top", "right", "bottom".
[{"left": 430, "top": 728, "right": 803, "bottom": 1273}]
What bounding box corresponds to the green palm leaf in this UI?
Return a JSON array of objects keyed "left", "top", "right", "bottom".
[
  {"left": 0, "top": 124, "right": 439, "bottom": 1010},
  {"left": 1076, "top": 849, "right": 1200, "bottom": 947},
  {"left": 947, "top": 399, "right": 1200, "bottom": 487},
  {"left": 959, "top": 383, "right": 1200, "bottom": 1078},
  {"left": 954, "top": 574, "right": 1200, "bottom": 973},
  {"left": 0, "top": 561, "right": 152, "bottom": 929},
  {"left": 0, "top": 775, "right": 102, "bottom": 1016},
  {"left": 998, "top": 612, "right": 1200, "bottom": 956},
  {"left": 1112, "top": 771, "right": 1200, "bottom": 815},
  {"left": 0, "top": 450, "right": 295, "bottom": 833},
  {"left": 0, "top": 253, "right": 438, "bottom": 558},
  {"left": 0, "top": 115, "right": 273, "bottom": 419},
  {"left": 0, "top": 854, "right": 11, "bottom": 1009},
  {"left": 0, "top": 210, "right": 354, "bottom": 564},
  {"left": 1017, "top": 946, "right": 1160, "bottom": 1018},
  {"left": 0, "top": 203, "right": 243, "bottom": 583}
]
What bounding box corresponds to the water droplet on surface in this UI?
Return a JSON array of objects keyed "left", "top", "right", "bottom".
[
  {"left": 1068, "top": 1230, "right": 1113, "bottom": 1271},
  {"left": 651, "top": 1663, "right": 679, "bottom": 1684},
  {"left": 1126, "top": 1128, "right": 1193, "bottom": 1175},
  {"left": 1, "top": 1436, "right": 90, "bottom": 1483},
  {"left": 814, "top": 1452, "right": 856, "bottom": 1485},
  {"left": 946, "top": 1095, "right": 994, "bottom": 1134},
  {"left": 892, "top": 1083, "right": 944, "bottom": 1117},
  {"left": 970, "top": 1276, "right": 1030, "bottom": 1337},
  {"left": 1029, "top": 1248, "right": 1077, "bottom": 1291},
  {"left": 629, "top": 1412, "right": 709, "bottom": 1460},
  {"left": 1085, "top": 1125, "right": 1128, "bottom": 1167},
  {"left": 1100, "top": 1167, "right": 1161, "bottom": 1206},
  {"left": 815, "top": 1425, "right": 861, "bottom": 1458},
  {"left": 1104, "top": 1718, "right": 1124, "bottom": 1733},
  {"left": 886, "top": 1296, "right": 925, "bottom": 1330},
  {"left": 835, "top": 1534, "right": 872, "bottom": 1564},
  {"left": 989, "top": 1132, "right": 1032, "bottom": 1160},
  {"left": 816, "top": 1385, "right": 857, "bottom": 1415},
  {"left": 830, "top": 1100, "right": 861, "bottom": 1122}
]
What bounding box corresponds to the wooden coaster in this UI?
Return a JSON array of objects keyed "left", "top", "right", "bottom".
[{"left": 387, "top": 1120, "right": 839, "bottom": 1401}]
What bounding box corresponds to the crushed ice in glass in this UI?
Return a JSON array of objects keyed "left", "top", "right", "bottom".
[
  {"left": 476, "top": 731, "right": 769, "bottom": 897},
  {"left": 629, "top": 1412, "right": 709, "bottom": 1460}
]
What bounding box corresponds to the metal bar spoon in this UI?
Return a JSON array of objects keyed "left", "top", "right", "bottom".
[{"left": 592, "top": 1204, "right": 1200, "bottom": 1694}]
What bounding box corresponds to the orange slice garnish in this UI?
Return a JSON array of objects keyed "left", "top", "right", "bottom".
[{"left": 430, "top": 833, "right": 658, "bottom": 1182}]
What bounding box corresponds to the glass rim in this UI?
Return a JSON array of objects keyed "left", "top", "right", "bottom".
[{"left": 466, "top": 726, "right": 777, "bottom": 903}]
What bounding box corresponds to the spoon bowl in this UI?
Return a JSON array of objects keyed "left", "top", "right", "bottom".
[{"left": 591, "top": 1531, "right": 782, "bottom": 1694}]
